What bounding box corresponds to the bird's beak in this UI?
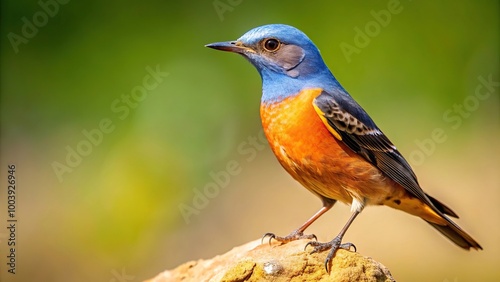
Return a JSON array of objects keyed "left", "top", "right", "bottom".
[{"left": 205, "top": 41, "right": 255, "bottom": 54}]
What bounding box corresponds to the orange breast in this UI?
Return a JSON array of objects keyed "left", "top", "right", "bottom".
[{"left": 260, "top": 88, "right": 393, "bottom": 205}]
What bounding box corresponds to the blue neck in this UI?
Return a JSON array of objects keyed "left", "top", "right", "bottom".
[{"left": 260, "top": 67, "right": 344, "bottom": 104}]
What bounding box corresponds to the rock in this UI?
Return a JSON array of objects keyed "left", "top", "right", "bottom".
[{"left": 145, "top": 239, "right": 395, "bottom": 282}]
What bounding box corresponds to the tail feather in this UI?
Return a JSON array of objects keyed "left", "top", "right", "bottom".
[
  {"left": 426, "top": 193, "right": 459, "bottom": 218},
  {"left": 425, "top": 216, "right": 482, "bottom": 250}
]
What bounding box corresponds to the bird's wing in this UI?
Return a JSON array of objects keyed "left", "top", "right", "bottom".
[{"left": 313, "top": 89, "right": 433, "bottom": 207}]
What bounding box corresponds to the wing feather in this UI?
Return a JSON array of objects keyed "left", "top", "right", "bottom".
[{"left": 313, "top": 90, "right": 433, "bottom": 207}]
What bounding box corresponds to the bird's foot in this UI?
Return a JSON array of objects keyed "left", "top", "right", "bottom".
[
  {"left": 262, "top": 229, "right": 317, "bottom": 245},
  {"left": 305, "top": 236, "right": 356, "bottom": 272}
]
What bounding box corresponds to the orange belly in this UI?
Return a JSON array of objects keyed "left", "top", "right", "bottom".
[{"left": 260, "top": 88, "right": 399, "bottom": 205}]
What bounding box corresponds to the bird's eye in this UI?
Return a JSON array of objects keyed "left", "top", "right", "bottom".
[{"left": 263, "top": 38, "right": 280, "bottom": 52}]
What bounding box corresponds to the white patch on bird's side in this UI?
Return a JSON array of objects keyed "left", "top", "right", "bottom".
[
  {"left": 278, "top": 145, "right": 287, "bottom": 158},
  {"left": 350, "top": 198, "right": 365, "bottom": 213}
]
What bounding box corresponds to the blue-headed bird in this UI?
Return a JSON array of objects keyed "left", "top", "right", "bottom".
[{"left": 206, "top": 24, "right": 481, "bottom": 271}]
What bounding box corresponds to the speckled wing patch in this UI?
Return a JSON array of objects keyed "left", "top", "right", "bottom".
[{"left": 320, "top": 98, "right": 381, "bottom": 135}]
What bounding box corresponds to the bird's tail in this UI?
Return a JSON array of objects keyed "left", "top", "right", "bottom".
[
  {"left": 425, "top": 216, "right": 482, "bottom": 250},
  {"left": 423, "top": 193, "right": 482, "bottom": 250}
]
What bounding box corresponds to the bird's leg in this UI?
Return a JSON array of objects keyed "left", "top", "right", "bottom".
[
  {"left": 305, "top": 210, "right": 360, "bottom": 272},
  {"left": 262, "top": 198, "right": 336, "bottom": 244}
]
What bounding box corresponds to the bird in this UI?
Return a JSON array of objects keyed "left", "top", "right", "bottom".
[{"left": 206, "top": 24, "right": 482, "bottom": 271}]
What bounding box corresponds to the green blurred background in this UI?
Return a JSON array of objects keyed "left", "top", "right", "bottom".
[{"left": 1, "top": 0, "right": 499, "bottom": 281}]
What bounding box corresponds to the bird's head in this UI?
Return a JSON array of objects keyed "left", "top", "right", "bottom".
[
  {"left": 206, "top": 24, "right": 329, "bottom": 79},
  {"left": 206, "top": 24, "right": 339, "bottom": 102}
]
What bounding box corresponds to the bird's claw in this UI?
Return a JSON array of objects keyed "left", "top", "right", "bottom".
[
  {"left": 304, "top": 237, "right": 356, "bottom": 272},
  {"left": 261, "top": 232, "right": 276, "bottom": 245},
  {"left": 261, "top": 230, "right": 317, "bottom": 245}
]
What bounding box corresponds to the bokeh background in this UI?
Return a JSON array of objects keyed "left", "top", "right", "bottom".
[{"left": 1, "top": 0, "right": 499, "bottom": 281}]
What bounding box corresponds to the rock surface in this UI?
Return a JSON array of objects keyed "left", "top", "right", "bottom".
[{"left": 145, "top": 239, "right": 395, "bottom": 282}]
